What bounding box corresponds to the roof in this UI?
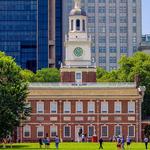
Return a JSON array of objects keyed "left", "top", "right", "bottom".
[{"left": 70, "top": 8, "right": 86, "bottom": 16}]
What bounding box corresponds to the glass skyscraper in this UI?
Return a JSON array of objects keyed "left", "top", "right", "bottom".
[
  {"left": 63, "top": 0, "right": 142, "bottom": 71},
  {"left": 0, "top": 0, "right": 62, "bottom": 72}
]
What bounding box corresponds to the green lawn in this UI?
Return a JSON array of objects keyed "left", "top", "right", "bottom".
[{"left": 0, "top": 142, "right": 148, "bottom": 150}]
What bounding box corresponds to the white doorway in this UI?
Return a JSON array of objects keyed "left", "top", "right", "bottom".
[{"left": 75, "top": 125, "right": 84, "bottom": 142}]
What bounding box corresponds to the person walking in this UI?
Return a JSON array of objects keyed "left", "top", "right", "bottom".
[
  {"left": 55, "top": 135, "right": 60, "bottom": 149},
  {"left": 121, "top": 136, "right": 125, "bottom": 150},
  {"left": 99, "top": 137, "right": 103, "bottom": 149},
  {"left": 126, "top": 136, "right": 131, "bottom": 150},
  {"left": 39, "top": 138, "right": 43, "bottom": 148},
  {"left": 117, "top": 138, "right": 121, "bottom": 150},
  {"left": 144, "top": 136, "right": 149, "bottom": 149}
]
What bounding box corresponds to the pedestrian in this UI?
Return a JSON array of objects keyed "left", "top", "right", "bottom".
[
  {"left": 126, "top": 136, "right": 131, "bottom": 150},
  {"left": 81, "top": 134, "right": 85, "bottom": 142},
  {"left": 144, "top": 136, "right": 149, "bottom": 149},
  {"left": 121, "top": 136, "right": 125, "bottom": 150},
  {"left": 39, "top": 138, "right": 43, "bottom": 148},
  {"left": 55, "top": 135, "right": 60, "bottom": 149},
  {"left": 117, "top": 138, "right": 121, "bottom": 150},
  {"left": 99, "top": 137, "right": 103, "bottom": 149}
]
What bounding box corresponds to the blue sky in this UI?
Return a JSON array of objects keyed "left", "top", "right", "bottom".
[{"left": 142, "top": 0, "right": 150, "bottom": 34}]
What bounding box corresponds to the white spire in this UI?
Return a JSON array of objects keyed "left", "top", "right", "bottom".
[{"left": 74, "top": 0, "right": 81, "bottom": 9}]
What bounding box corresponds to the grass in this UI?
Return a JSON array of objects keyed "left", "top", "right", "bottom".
[{"left": 0, "top": 142, "right": 148, "bottom": 150}]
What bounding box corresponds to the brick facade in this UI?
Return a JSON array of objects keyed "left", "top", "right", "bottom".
[{"left": 18, "top": 83, "right": 144, "bottom": 142}]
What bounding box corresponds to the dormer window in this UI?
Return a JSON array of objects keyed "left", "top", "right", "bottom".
[{"left": 76, "top": 19, "right": 80, "bottom": 31}]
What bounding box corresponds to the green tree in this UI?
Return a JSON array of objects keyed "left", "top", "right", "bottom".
[
  {"left": 144, "top": 125, "right": 150, "bottom": 138},
  {"left": 20, "top": 69, "right": 35, "bottom": 82},
  {"left": 33, "top": 68, "right": 60, "bottom": 82},
  {"left": 0, "top": 52, "right": 29, "bottom": 139}
]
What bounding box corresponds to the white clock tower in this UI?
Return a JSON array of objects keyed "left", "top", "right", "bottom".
[
  {"left": 65, "top": 0, "right": 91, "bottom": 66},
  {"left": 61, "top": 0, "right": 96, "bottom": 83}
]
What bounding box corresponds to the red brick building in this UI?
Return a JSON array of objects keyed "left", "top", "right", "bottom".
[{"left": 18, "top": 0, "right": 145, "bottom": 142}]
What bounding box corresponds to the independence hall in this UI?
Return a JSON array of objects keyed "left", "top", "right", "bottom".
[{"left": 18, "top": 0, "right": 145, "bottom": 142}]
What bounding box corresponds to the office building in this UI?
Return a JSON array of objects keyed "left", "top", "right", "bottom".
[
  {"left": 0, "top": 0, "right": 62, "bottom": 72},
  {"left": 62, "top": 0, "right": 142, "bottom": 71}
]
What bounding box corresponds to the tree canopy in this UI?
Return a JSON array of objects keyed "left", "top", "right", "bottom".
[
  {"left": 33, "top": 68, "right": 60, "bottom": 82},
  {"left": 0, "top": 52, "right": 29, "bottom": 138},
  {"left": 97, "top": 52, "right": 150, "bottom": 118}
]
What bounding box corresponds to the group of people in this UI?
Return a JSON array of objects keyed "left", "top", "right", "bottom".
[
  {"left": 39, "top": 135, "right": 60, "bottom": 149},
  {"left": 99, "top": 135, "right": 149, "bottom": 150}
]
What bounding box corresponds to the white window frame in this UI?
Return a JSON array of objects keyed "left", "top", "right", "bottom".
[
  {"left": 114, "top": 125, "right": 122, "bottom": 136},
  {"left": 37, "top": 126, "right": 44, "bottom": 138},
  {"left": 114, "top": 101, "right": 122, "bottom": 113},
  {"left": 23, "top": 125, "right": 31, "bottom": 138},
  {"left": 101, "top": 101, "right": 108, "bottom": 113},
  {"left": 75, "top": 71, "right": 82, "bottom": 83},
  {"left": 50, "top": 125, "right": 58, "bottom": 137},
  {"left": 128, "top": 101, "right": 135, "bottom": 113},
  {"left": 76, "top": 101, "right": 83, "bottom": 113},
  {"left": 88, "top": 101, "right": 95, "bottom": 113},
  {"left": 50, "top": 101, "right": 57, "bottom": 114},
  {"left": 88, "top": 125, "right": 95, "bottom": 137},
  {"left": 64, "top": 126, "right": 71, "bottom": 138},
  {"left": 101, "top": 125, "right": 108, "bottom": 137},
  {"left": 63, "top": 101, "right": 71, "bottom": 113},
  {"left": 37, "top": 101, "right": 44, "bottom": 114},
  {"left": 128, "top": 125, "right": 135, "bottom": 137}
]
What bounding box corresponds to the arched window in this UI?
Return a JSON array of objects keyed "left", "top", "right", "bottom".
[
  {"left": 71, "top": 20, "right": 73, "bottom": 31},
  {"left": 76, "top": 19, "right": 80, "bottom": 31},
  {"left": 82, "top": 20, "right": 85, "bottom": 31}
]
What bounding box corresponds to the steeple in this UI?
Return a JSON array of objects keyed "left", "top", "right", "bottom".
[{"left": 74, "top": 0, "right": 81, "bottom": 9}]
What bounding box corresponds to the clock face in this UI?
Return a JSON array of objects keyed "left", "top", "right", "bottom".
[{"left": 73, "top": 47, "right": 83, "bottom": 57}]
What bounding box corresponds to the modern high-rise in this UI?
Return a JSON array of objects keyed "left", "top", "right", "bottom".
[
  {"left": 0, "top": 0, "right": 62, "bottom": 72},
  {"left": 63, "top": 0, "right": 142, "bottom": 71}
]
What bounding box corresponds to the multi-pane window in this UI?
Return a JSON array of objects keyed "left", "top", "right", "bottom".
[
  {"left": 99, "top": 36, "right": 106, "bottom": 43},
  {"left": 128, "top": 126, "right": 135, "bottom": 137},
  {"left": 128, "top": 101, "right": 135, "bottom": 113},
  {"left": 50, "top": 126, "right": 57, "bottom": 137},
  {"left": 99, "top": 47, "right": 106, "bottom": 53},
  {"left": 115, "top": 126, "right": 121, "bottom": 136},
  {"left": 88, "top": 6, "right": 95, "bottom": 13},
  {"left": 88, "top": 126, "right": 94, "bottom": 137},
  {"left": 109, "top": 26, "right": 116, "bottom": 33},
  {"left": 99, "top": 7, "right": 106, "bottom": 13},
  {"left": 109, "top": 57, "right": 117, "bottom": 63},
  {"left": 37, "top": 126, "right": 44, "bottom": 137},
  {"left": 120, "top": 47, "right": 127, "bottom": 53},
  {"left": 133, "top": 16, "right": 136, "bottom": 23},
  {"left": 99, "top": 0, "right": 106, "bottom": 3},
  {"left": 101, "top": 102, "right": 108, "bottom": 113},
  {"left": 99, "top": 16, "right": 106, "bottom": 23},
  {"left": 101, "top": 126, "right": 108, "bottom": 137},
  {"left": 120, "top": 27, "right": 127, "bottom": 33},
  {"left": 50, "top": 102, "right": 57, "bottom": 113},
  {"left": 109, "top": 47, "right": 116, "bottom": 53},
  {"left": 88, "top": 16, "right": 95, "bottom": 23},
  {"left": 109, "top": 36, "right": 117, "bottom": 43},
  {"left": 114, "top": 102, "right": 121, "bottom": 113},
  {"left": 76, "top": 101, "right": 83, "bottom": 113},
  {"left": 37, "top": 102, "right": 44, "bottom": 114},
  {"left": 75, "top": 72, "right": 82, "bottom": 83},
  {"left": 64, "top": 126, "right": 71, "bottom": 137},
  {"left": 109, "top": 16, "right": 116, "bottom": 23},
  {"left": 23, "top": 125, "right": 31, "bottom": 138},
  {"left": 99, "top": 57, "right": 106, "bottom": 63},
  {"left": 88, "top": 101, "right": 95, "bottom": 113},
  {"left": 64, "top": 102, "right": 71, "bottom": 113}
]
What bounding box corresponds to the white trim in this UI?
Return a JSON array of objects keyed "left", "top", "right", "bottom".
[
  {"left": 63, "top": 101, "right": 71, "bottom": 114},
  {"left": 76, "top": 101, "right": 83, "bottom": 113},
  {"left": 88, "top": 125, "right": 95, "bottom": 137},
  {"left": 114, "top": 101, "right": 122, "bottom": 113},
  {"left": 88, "top": 101, "right": 95, "bottom": 113},
  {"left": 101, "top": 125, "right": 108, "bottom": 137},
  {"left": 37, "top": 126, "right": 44, "bottom": 138},
  {"left": 36, "top": 101, "right": 44, "bottom": 114},
  {"left": 50, "top": 101, "right": 57, "bottom": 114},
  {"left": 114, "top": 125, "right": 122, "bottom": 136},
  {"left": 128, "top": 125, "right": 135, "bottom": 137},
  {"left": 23, "top": 125, "right": 31, "bottom": 138},
  {"left": 75, "top": 71, "right": 82, "bottom": 83},
  {"left": 128, "top": 101, "right": 135, "bottom": 113},
  {"left": 101, "top": 101, "right": 108, "bottom": 114},
  {"left": 64, "top": 125, "right": 71, "bottom": 138},
  {"left": 50, "top": 125, "right": 58, "bottom": 137}
]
